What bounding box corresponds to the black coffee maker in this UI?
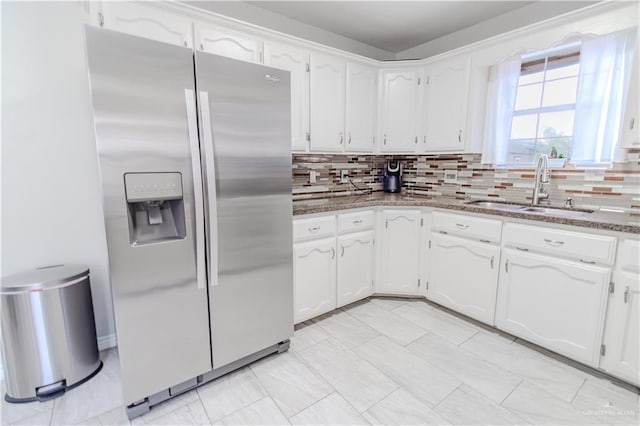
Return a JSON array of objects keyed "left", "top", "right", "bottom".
[{"left": 383, "top": 160, "right": 402, "bottom": 193}]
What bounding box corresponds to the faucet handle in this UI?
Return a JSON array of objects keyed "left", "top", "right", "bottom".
[{"left": 564, "top": 197, "right": 573, "bottom": 208}]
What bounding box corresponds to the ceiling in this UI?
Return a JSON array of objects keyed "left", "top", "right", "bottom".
[{"left": 246, "top": 1, "right": 535, "bottom": 52}]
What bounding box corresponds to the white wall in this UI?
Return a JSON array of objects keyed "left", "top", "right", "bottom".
[
  {"left": 395, "top": 1, "right": 598, "bottom": 60},
  {"left": 1, "top": 1, "right": 116, "bottom": 348}
]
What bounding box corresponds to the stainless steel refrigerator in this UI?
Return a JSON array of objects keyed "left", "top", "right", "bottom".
[{"left": 84, "top": 26, "right": 293, "bottom": 418}]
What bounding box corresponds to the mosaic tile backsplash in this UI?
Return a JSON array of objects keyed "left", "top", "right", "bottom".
[{"left": 292, "top": 150, "right": 640, "bottom": 213}]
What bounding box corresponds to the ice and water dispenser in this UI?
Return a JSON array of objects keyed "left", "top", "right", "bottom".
[{"left": 124, "top": 172, "right": 186, "bottom": 245}]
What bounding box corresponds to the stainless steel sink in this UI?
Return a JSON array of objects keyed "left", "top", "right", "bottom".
[
  {"left": 465, "top": 200, "right": 527, "bottom": 211},
  {"left": 465, "top": 200, "right": 594, "bottom": 217},
  {"left": 519, "top": 206, "right": 594, "bottom": 216}
]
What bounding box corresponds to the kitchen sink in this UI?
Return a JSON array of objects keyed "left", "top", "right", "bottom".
[
  {"left": 465, "top": 200, "right": 527, "bottom": 211},
  {"left": 519, "top": 206, "right": 594, "bottom": 216},
  {"left": 466, "top": 200, "right": 594, "bottom": 216}
]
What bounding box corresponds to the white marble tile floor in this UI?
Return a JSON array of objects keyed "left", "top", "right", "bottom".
[{"left": 1, "top": 298, "right": 638, "bottom": 425}]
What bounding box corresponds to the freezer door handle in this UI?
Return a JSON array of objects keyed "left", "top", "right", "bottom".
[
  {"left": 185, "top": 89, "right": 206, "bottom": 290},
  {"left": 199, "top": 91, "right": 219, "bottom": 287}
]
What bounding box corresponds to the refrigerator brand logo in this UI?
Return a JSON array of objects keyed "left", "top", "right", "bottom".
[{"left": 264, "top": 74, "right": 281, "bottom": 83}]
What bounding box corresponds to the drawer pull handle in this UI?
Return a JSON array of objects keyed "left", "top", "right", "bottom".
[
  {"left": 624, "top": 286, "right": 630, "bottom": 303},
  {"left": 439, "top": 230, "right": 448, "bottom": 235},
  {"left": 353, "top": 219, "right": 363, "bottom": 225},
  {"left": 341, "top": 246, "right": 345, "bottom": 257},
  {"left": 516, "top": 247, "right": 529, "bottom": 252},
  {"left": 490, "top": 256, "right": 494, "bottom": 269},
  {"left": 505, "top": 259, "right": 509, "bottom": 273},
  {"left": 544, "top": 239, "right": 564, "bottom": 247},
  {"left": 480, "top": 239, "right": 491, "bottom": 244},
  {"left": 309, "top": 226, "right": 320, "bottom": 233},
  {"left": 580, "top": 259, "right": 596, "bottom": 264},
  {"left": 456, "top": 223, "right": 469, "bottom": 229},
  {"left": 299, "top": 247, "right": 332, "bottom": 259}
]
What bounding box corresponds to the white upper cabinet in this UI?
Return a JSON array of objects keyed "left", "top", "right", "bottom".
[
  {"left": 97, "top": 1, "right": 193, "bottom": 47},
  {"left": 346, "top": 62, "right": 377, "bottom": 152},
  {"left": 195, "top": 24, "right": 263, "bottom": 63},
  {"left": 422, "top": 55, "right": 471, "bottom": 152},
  {"left": 621, "top": 39, "right": 639, "bottom": 148},
  {"left": 378, "top": 210, "right": 422, "bottom": 295},
  {"left": 380, "top": 70, "right": 419, "bottom": 152},
  {"left": 310, "top": 52, "right": 346, "bottom": 151},
  {"left": 264, "top": 41, "right": 310, "bottom": 151}
]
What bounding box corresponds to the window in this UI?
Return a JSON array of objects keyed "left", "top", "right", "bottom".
[
  {"left": 508, "top": 49, "right": 580, "bottom": 164},
  {"left": 482, "top": 28, "right": 637, "bottom": 167}
]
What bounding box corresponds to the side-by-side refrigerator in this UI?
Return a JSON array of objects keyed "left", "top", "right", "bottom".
[{"left": 84, "top": 26, "right": 293, "bottom": 418}]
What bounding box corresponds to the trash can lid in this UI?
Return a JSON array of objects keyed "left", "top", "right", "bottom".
[{"left": 1, "top": 265, "right": 90, "bottom": 294}]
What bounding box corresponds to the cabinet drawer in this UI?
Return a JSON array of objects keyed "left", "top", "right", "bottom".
[
  {"left": 338, "top": 210, "right": 375, "bottom": 233},
  {"left": 619, "top": 239, "right": 640, "bottom": 273},
  {"left": 503, "top": 223, "right": 617, "bottom": 265},
  {"left": 293, "top": 215, "right": 336, "bottom": 242},
  {"left": 432, "top": 211, "right": 502, "bottom": 243}
]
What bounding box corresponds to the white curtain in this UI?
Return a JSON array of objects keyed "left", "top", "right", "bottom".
[
  {"left": 572, "top": 28, "right": 637, "bottom": 165},
  {"left": 482, "top": 54, "right": 521, "bottom": 164}
]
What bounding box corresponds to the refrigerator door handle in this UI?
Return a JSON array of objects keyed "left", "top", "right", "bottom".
[
  {"left": 199, "top": 91, "right": 219, "bottom": 287},
  {"left": 184, "top": 89, "right": 207, "bottom": 290}
]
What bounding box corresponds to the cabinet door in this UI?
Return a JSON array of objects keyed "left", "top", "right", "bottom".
[
  {"left": 428, "top": 233, "right": 500, "bottom": 325},
  {"left": 621, "top": 39, "right": 639, "bottom": 148},
  {"left": 495, "top": 249, "right": 610, "bottom": 366},
  {"left": 380, "top": 70, "right": 419, "bottom": 152},
  {"left": 196, "top": 24, "right": 262, "bottom": 63},
  {"left": 346, "top": 62, "right": 377, "bottom": 152},
  {"left": 379, "top": 210, "right": 422, "bottom": 295},
  {"left": 600, "top": 272, "right": 639, "bottom": 386},
  {"left": 337, "top": 231, "right": 374, "bottom": 307},
  {"left": 293, "top": 238, "right": 337, "bottom": 323},
  {"left": 310, "top": 52, "right": 346, "bottom": 151},
  {"left": 423, "top": 56, "right": 471, "bottom": 152},
  {"left": 99, "top": 1, "right": 193, "bottom": 47},
  {"left": 264, "top": 42, "right": 310, "bottom": 151}
]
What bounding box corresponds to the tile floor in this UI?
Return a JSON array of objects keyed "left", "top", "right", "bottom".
[{"left": 1, "top": 298, "right": 638, "bottom": 425}]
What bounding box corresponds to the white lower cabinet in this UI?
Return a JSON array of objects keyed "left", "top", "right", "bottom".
[
  {"left": 293, "top": 238, "right": 336, "bottom": 324},
  {"left": 336, "top": 231, "right": 374, "bottom": 307},
  {"left": 378, "top": 210, "right": 422, "bottom": 295},
  {"left": 495, "top": 248, "right": 610, "bottom": 366},
  {"left": 600, "top": 240, "right": 640, "bottom": 386},
  {"left": 428, "top": 233, "right": 500, "bottom": 325}
]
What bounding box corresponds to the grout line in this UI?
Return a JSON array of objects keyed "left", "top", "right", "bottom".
[
  {"left": 431, "top": 383, "right": 463, "bottom": 409},
  {"left": 499, "top": 378, "right": 524, "bottom": 406},
  {"left": 570, "top": 377, "right": 587, "bottom": 404},
  {"left": 456, "top": 330, "right": 480, "bottom": 347}
]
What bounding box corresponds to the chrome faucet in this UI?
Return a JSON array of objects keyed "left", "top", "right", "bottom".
[{"left": 532, "top": 154, "right": 550, "bottom": 205}]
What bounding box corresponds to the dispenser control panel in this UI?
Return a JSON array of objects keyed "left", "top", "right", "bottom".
[{"left": 124, "top": 173, "right": 183, "bottom": 202}]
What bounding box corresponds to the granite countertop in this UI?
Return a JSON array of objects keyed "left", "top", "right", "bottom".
[{"left": 293, "top": 192, "right": 640, "bottom": 234}]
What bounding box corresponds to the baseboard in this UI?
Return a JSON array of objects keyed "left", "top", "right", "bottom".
[{"left": 98, "top": 333, "right": 117, "bottom": 351}]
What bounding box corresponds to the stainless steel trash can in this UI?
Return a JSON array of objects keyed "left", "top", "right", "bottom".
[{"left": 1, "top": 265, "right": 103, "bottom": 402}]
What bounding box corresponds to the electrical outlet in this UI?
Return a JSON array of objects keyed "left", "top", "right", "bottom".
[
  {"left": 309, "top": 170, "right": 318, "bottom": 184},
  {"left": 340, "top": 170, "right": 349, "bottom": 183},
  {"left": 444, "top": 170, "right": 458, "bottom": 184}
]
